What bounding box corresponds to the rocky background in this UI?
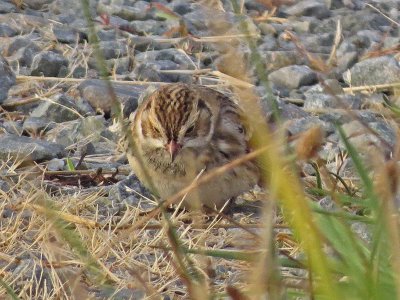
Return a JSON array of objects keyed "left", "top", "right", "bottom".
[{"left": 0, "top": 0, "right": 399, "bottom": 298}]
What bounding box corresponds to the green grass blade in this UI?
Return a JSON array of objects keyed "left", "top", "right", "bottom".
[
  {"left": 336, "top": 125, "right": 378, "bottom": 210},
  {"left": 0, "top": 277, "right": 20, "bottom": 300},
  {"left": 66, "top": 157, "right": 75, "bottom": 171}
]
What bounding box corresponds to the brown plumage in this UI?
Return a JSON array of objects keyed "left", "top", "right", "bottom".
[{"left": 123, "top": 83, "right": 259, "bottom": 210}]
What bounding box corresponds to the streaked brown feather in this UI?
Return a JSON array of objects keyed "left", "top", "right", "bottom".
[{"left": 124, "top": 83, "right": 260, "bottom": 209}]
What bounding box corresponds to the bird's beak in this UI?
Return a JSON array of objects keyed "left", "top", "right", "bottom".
[{"left": 166, "top": 140, "right": 181, "bottom": 162}]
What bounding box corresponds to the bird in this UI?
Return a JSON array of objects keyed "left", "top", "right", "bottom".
[{"left": 123, "top": 83, "right": 260, "bottom": 210}]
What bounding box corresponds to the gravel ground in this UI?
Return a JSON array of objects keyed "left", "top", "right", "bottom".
[{"left": 0, "top": 0, "right": 399, "bottom": 298}]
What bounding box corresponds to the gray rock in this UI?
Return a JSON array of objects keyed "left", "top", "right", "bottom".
[
  {"left": 351, "top": 222, "right": 372, "bottom": 244},
  {"left": 340, "top": 10, "right": 391, "bottom": 32},
  {"left": 169, "top": 0, "right": 192, "bottom": 15},
  {"left": 304, "top": 32, "right": 334, "bottom": 48},
  {"left": 0, "top": 179, "right": 10, "bottom": 192},
  {"left": 30, "top": 94, "right": 81, "bottom": 123},
  {"left": 11, "top": 259, "right": 54, "bottom": 296},
  {"left": 97, "top": 287, "right": 146, "bottom": 300},
  {"left": 23, "top": 117, "right": 55, "bottom": 134},
  {"left": 345, "top": 56, "right": 400, "bottom": 86},
  {"left": 183, "top": 9, "right": 208, "bottom": 32},
  {"left": 129, "top": 19, "right": 178, "bottom": 36},
  {"left": 78, "top": 79, "right": 146, "bottom": 114},
  {"left": 2, "top": 35, "right": 40, "bottom": 56},
  {"left": 75, "top": 97, "right": 96, "bottom": 116},
  {"left": 280, "top": 102, "right": 310, "bottom": 120},
  {"left": 104, "top": 56, "right": 132, "bottom": 75},
  {"left": 285, "top": 116, "right": 334, "bottom": 136},
  {"left": 97, "top": 14, "right": 131, "bottom": 32},
  {"left": 0, "top": 2, "right": 16, "bottom": 13},
  {"left": 337, "top": 40, "right": 357, "bottom": 56},
  {"left": 369, "top": 121, "right": 396, "bottom": 147},
  {"left": 262, "top": 51, "right": 304, "bottom": 72},
  {"left": 318, "top": 196, "right": 336, "bottom": 211},
  {"left": 303, "top": 80, "right": 361, "bottom": 110},
  {"left": 346, "top": 35, "right": 371, "bottom": 53},
  {"left": 258, "top": 23, "right": 277, "bottom": 35},
  {"left": 268, "top": 65, "right": 318, "bottom": 89},
  {"left": 341, "top": 120, "right": 396, "bottom": 154},
  {"left": 49, "top": 0, "right": 96, "bottom": 17},
  {"left": 97, "top": 1, "right": 149, "bottom": 21},
  {"left": 0, "top": 55, "right": 16, "bottom": 103},
  {"left": 132, "top": 60, "right": 191, "bottom": 83},
  {"left": 288, "top": 20, "right": 313, "bottom": 33},
  {"left": 134, "top": 49, "right": 196, "bottom": 70},
  {"left": 0, "top": 134, "right": 64, "bottom": 162},
  {"left": 320, "top": 111, "right": 382, "bottom": 126},
  {"left": 97, "top": 28, "right": 118, "bottom": 42},
  {"left": 357, "top": 30, "right": 382, "bottom": 44},
  {"left": 360, "top": 93, "right": 385, "bottom": 108},
  {"left": 71, "top": 66, "right": 87, "bottom": 78},
  {"left": 0, "top": 23, "right": 17, "bottom": 37},
  {"left": 46, "top": 116, "right": 106, "bottom": 149},
  {"left": 76, "top": 115, "right": 106, "bottom": 139},
  {"left": 187, "top": 8, "right": 259, "bottom": 37},
  {"left": 98, "top": 40, "right": 128, "bottom": 60},
  {"left": 283, "top": 0, "right": 330, "bottom": 19},
  {"left": 23, "top": 0, "right": 54, "bottom": 10},
  {"left": 258, "top": 35, "right": 278, "bottom": 52},
  {"left": 0, "top": 14, "right": 47, "bottom": 32},
  {"left": 7, "top": 43, "right": 42, "bottom": 67},
  {"left": 336, "top": 51, "right": 358, "bottom": 72},
  {"left": 304, "top": 93, "right": 361, "bottom": 110},
  {"left": 31, "top": 51, "right": 68, "bottom": 77},
  {"left": 108, "top": 174, "right": 153, "bottom": 210},
  {"left": 1, "top": 120, "right": 23, "bottom": 135},
  {"left": 46, "top": 158, "right": 65, "bottom": 171},
  {"left": 383, "top": 37, "right": 400, "bottom": 49},
  {"left": 127, "top": 35, "right": 175, "bottom": 52},
  {"left": 53, "top": 26, "right": 86, "bottom": 44}
]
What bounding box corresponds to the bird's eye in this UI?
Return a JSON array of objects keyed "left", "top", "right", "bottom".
[
  {"left": 186, "top": 124, "right": 195, "bottom": 136},
  {"left": 152, "top": 126, "right": 162, "bottom": 137}
]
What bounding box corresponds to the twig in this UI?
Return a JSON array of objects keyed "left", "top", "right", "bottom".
[
  {"left": 4, "top": 169, "right": 130, "bottom": 177},
  {"left": 209, "top": 71, "right": 255, "bottom": 88},
  {"left": 13, "top": 203, "right": 100, "bottom": 228},
  {"left": 158, "top": 69, "right": 212, "bottom": 75},
  {"left": 150, "top": 33, "right": 260, "bottom": 44},
  {"left": 282, "top": 98, "right": 305, "bottom": 105},
  {"left": 343, "top": 82, "right": 400, "bottom": 93},
  {"left": 2, "top": 89, "right": 61, "bottom": 108},
  {"left": 16, "top": 75, "right": 166, "bottom": 85},
  {"left": 366, "top": 3, "right": 400, "bottom": 27}
]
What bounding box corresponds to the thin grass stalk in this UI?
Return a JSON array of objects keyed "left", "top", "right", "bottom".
[
  {"left": 338, "top": 126, "right": 400, "bottom": 298},
  {"left": 162, "top": 208, "right": 208, "bottom": 300},
  {"left": 37, "top": 195, "right": 110, "bottom": 284},
  {"left": 229, "top": 0, "right": 280, "bottom": 123},
  {"left": 205, "top": 1, "right": 340, "bottom": 298}
]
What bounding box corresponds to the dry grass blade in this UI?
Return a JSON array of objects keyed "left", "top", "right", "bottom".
[
  {"left": 2, "top": 89, "right": 61, "bottom": 108},
  {"left": 343, "top": 82, "right": 400, "bottom": 93},
  {"left": 366, "top": 3, "right": 400, "bottom": 27},
  {"left": 327, "top": 20, "right": 342, "bottom": 67},
  {"left": 320, "top": 79, "right": 393, "bottom": 152},
  {"left": 283, "top": 30, "right": 330, "bottom": 72},
  {"left": 12, "top": 203, "right": 99, "bottom": 228},
  {"left": 15, "top": 75, "right": 166, "bottom": 86}
]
